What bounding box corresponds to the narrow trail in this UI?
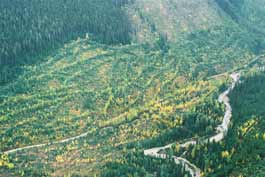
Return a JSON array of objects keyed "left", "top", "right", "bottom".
[
  {"left": 144, "top": 73, "right": 240, "bottom": 177},
  {"left": 3, "top": 132, "right": 89, "bottom": 154}
]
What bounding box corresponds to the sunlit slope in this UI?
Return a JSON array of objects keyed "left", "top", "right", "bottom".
[
  {"left": 0, "top": 38, "right": 221, "bottom": 176},
  {"left": 0, "top": 37, "right": 220, "bottom": 151},
  {"left": 0, "top": 28, "right": 257, "bottom": 176}
]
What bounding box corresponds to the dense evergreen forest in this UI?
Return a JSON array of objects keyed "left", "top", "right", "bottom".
[
  {"left": 1, "top": 0, "right": 265, "bottom": 176},
  {"left": 0, "top": 0, "right": 132, "bottom": 84}
]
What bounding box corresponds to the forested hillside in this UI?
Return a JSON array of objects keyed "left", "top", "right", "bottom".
[
  {"left": 1, "top": 0, "right": 265, "bottom": 176},
  {"left": 1, "top": 0, "right": 265, "bottom": 85},
  {"left": 0, "top": 0, "right": 131, "bottom": 84}
]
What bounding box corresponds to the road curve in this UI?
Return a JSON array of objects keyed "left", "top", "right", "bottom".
[{"left": 144, "top": 73, "right": 240, "bottom": 177}]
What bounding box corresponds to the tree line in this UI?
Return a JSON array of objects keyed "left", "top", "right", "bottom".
[{"left": 0, "top": 0, "right": 132, "bottom": 84}]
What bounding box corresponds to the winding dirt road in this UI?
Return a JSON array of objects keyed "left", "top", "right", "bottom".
[{"left": 144, "top": 73, "right": 240, "bottom": 177}]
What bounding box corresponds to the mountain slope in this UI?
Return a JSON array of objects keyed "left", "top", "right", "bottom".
[
  {"left": 1, "top": 0, "right": 265, "bottom": 176},
  {"left": 127, "top": 0, "right": 265, "bottom": 53},
  {"left": 127, "top": 0, "right": 224, "bottom": 43},
  {"left": 0, "top": 30, "right": 256, "bottom": 177}
]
